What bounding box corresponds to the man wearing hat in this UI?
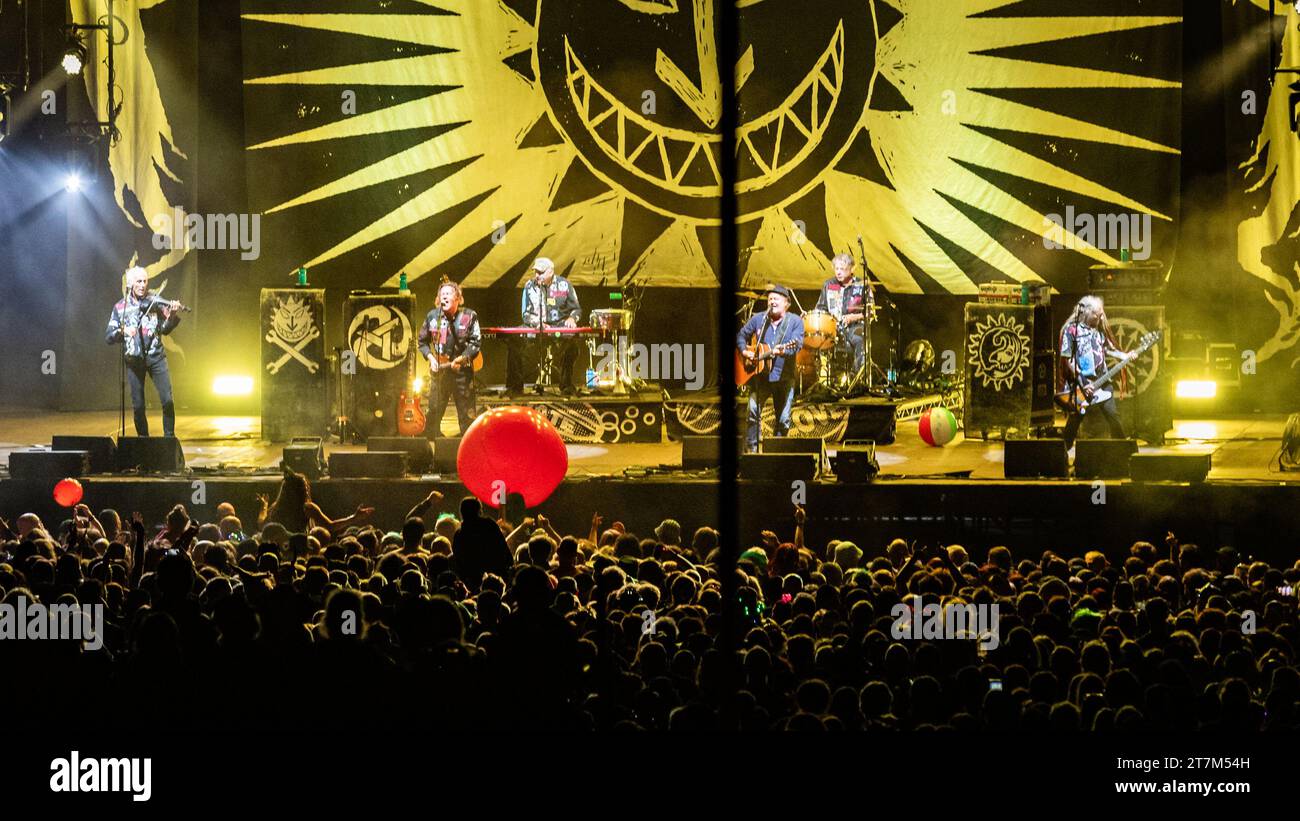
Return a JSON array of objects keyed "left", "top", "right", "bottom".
[
  {"left": 737, "top": 285, "right": 805, "bottom": 453},
  {"left": 508, "top": 257, "right": 583, "bottom": 394}
]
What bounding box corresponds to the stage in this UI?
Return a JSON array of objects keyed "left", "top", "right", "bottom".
[{"left": 2, "top": 404, "right": 1297, "bottom": 559}]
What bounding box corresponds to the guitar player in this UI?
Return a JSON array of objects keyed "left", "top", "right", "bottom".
[
  {"left": 417, "top": 280, "right": 482, "bottom": 437},
  {"left": 1058, "top": 294, "right": 1132, "bottom": 451},
  {"left": 737, "top": 284, "right": 805, "bottom": 453}
]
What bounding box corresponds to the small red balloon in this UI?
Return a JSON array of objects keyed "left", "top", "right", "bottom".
[
  {"left": 457, "top": 406, "right": 568, "bottom": 508},
  {"left": 53, "top": 478, "right": 83, "bottom": 507}
]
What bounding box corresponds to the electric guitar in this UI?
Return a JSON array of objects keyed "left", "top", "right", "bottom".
[
  {"left": 1055, "top": 329, "right": 1161, "bottom": 414},
  {"left": 735, "top": 339, "right": 799, "bottom": 386},
  {"left": 396, "top": 386, "right": 426, "bottom": 436}
]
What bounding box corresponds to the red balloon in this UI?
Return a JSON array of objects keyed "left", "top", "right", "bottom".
[
  {"left": 457, "top": 406, "right": 568, "bottom": 508},
  {"left": 53, "top": 477, "right": 83, "bottom": 507}
]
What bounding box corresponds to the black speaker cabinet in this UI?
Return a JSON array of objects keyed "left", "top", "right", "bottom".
[
  {"left": 344, "top": 293, "right": 418, "bottom": 441},
  {"left": 762, "top": 436, "right": 826, "bottom": 471},
  {"left": 739, "top": 452, "right": 817, "bottom": 482},
  {"left": 829, "top": 440, "right": 879, "bottom": 482},
  {"left": 261, "top": 288, "right": 328, "bottom": 442},
  {"left": 328, "top": 451, "right": 407, "bottom": 478},
  {"left": 682, "top": 435, "right": 720, "bottom": 469},
  {"left": 1129, "top": 452, "right": 1211, "bottom": 483},
  {"left": 1098, "top": 305, "right": 1170, "bottom": 444},
  {"left": 282, "top": 437, "right": 324, "bottom": 480},
  {"left": 1004, "top": 438, "right": 1068, "bottom": 478},
  {"left": 8, "top": 450, "right": 90, "bottom": 479},
  {"left": 116, "top": 436, "right": 186, "bottom": 473},
  {"left": 50, "top": 436, "right": 116, "bottom": 473},
  {"left": 367, "top": 436, "right": 433, "bottom": 473},
  {"left": 433, "top": 437, "right": 461, "bottom": 473},
  {"left": 964, "top": 303, "right": 1046, "bottom": 436},
  {"left": 1074, "top": 439, "right": 1137, "bottom": 479}
]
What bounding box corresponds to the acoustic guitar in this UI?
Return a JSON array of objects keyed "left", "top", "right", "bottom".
[
  {"left": 433, "top": 351, "right": 484, "bottom": 373},
  {"left": 735, "top": 339, "right": 799, "bottom": 387}
]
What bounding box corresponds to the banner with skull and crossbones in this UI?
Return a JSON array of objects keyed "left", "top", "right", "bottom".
[{"left": 265, "top": 294, "right": 321, "bottom": 375}]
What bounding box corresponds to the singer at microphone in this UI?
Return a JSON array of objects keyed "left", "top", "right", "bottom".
[
  {"left": 105, "top": 265, "right": 183, "bottom": 437},
  {"left": 507, "top": 257, "right": 583, "bottom": 395}
]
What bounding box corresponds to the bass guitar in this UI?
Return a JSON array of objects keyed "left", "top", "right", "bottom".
[
  {"left": 735, "top": 339, "right": 799, "bottom": 387},
  {"left": 1055, "top": 329, "right": 1161, "bottom": 414}
]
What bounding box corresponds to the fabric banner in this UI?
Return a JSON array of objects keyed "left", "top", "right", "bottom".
[{"left": 237, "top": 0, "right": 1182, "bottom": 295}]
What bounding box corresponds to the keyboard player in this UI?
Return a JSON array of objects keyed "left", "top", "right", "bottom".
[{"left": 507, "top": 257, "right": 583, "bottom": 395}]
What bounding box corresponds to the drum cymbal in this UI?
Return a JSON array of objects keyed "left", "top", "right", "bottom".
[{"left": 735, "top": 289, "right": 766, "bottom": 300}]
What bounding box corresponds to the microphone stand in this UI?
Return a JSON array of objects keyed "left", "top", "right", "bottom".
[
  {"left": 858, "top": 235, "right": 900, "bottom": 398},
  {"left": 118, "top": 292, "right": 128, "bottom": 440}
]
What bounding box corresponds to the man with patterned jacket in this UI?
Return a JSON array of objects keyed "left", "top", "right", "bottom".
[
  {"left": 814, "top": 252, "right": 874, "bottom": 381},
  {"left": 105, "top": 266, "right": 183, "bottom": 437},
  {"left": 509, "top": 257, "right": 582, "bottom": 394},
  {"left": 418, "top": 279, "right": 482, "bottom": 437}
]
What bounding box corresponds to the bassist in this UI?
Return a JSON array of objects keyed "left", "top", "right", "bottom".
[
  {"left": 737, "top": 285, "right": 805, "bottom": 453},
  {"left": 1058, "top": 295, "right": 1131, "bottom": 450}
]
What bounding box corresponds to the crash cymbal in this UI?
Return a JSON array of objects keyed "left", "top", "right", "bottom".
[{"left": 735, "top": 289, "right": 766, "bottom": 300}]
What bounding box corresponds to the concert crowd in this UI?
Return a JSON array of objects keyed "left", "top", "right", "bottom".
[{"left": 1, "top": 474, "right": 1296, "bottom": 733}]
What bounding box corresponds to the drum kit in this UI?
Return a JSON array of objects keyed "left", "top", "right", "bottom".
[
  {"left": 586, "top": 307, "right": 637, "bottom": 394},
  {"left": 738, "top": 289, "right": 888, "bottom": 398}
]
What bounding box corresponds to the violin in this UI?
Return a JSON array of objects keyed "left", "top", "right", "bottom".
[{"left": 140, "top": 294, "right": 192, "bottom": 313}]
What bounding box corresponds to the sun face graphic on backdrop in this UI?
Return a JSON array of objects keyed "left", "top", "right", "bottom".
[
  {"left": 243, "top": 0, "right": 1180, "bottom": 291},
  {"left": 534, "top": 0, "right": 874, "bottom": 221}
]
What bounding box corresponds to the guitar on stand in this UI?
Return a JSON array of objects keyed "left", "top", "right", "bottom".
[
  {"left": 735, "top": 339, "right": 799, "bottom": 387},
  {"left": 1055, "top": 329, "right": 1162, "bottom": 414},
  {"left": 397, "top": 377, "right": 426, "bottom": 436}
]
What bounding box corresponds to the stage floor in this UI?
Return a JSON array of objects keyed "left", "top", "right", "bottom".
[{"left": 1, "top": 406, "right": 1294, "bottom": 484}]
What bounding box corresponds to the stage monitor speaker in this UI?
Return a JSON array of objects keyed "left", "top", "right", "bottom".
[
  {"left": 739, "top": 452, "right": 817, "bottom": 482},
  {"left": 282, "top": 437, "right": 324, "bottom": 480},
  {"left": 1074, "top": 439, "right": 1138, "bottom": 479},
  {"left": 50, "top": 436, "right": 116, "bottom": 473},
  {"left": 328, "top": 451, "right": 407, "bottom": 478},
  {"left": 1129, "top": 452, "right": 1211, "bottom": 483},
  {"left": 682, "top": 436, "right": 720, "bottom": 469},
  {"left": 433, "top": 437, "right": 461, "bottom": 473},
  {"left": 116, "top": 436, "right": 186, "bottom": 473},
  {"left": 367, "top": 436, "right": 433, "bottom": 473},
  {"left": 8, "top": 450, "right": 90, "bottom": 479},
  {"left": 762, "top": 436, "right": 826, "bottom": 470},
  {"left": 1004, "top": 438, "right": 1067, "bottom": 478},
  {"left": 829, "top": 440, "right": 879, "bottom": 483}
]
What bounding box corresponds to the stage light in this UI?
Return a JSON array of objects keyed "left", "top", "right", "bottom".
[
  {"left": 412, "top": 376, "right": 425, "bottom": 394},
  {"left": 1175, "top": 380, "right": 1217, "bottom": 399},
  {"left": 63, "top": 172, "right": 83, "bottom": 193},
  {"left": 61, "top": 38, "right": 87, "bottom": 76},
  {"left": 212, "top": 375, "right": 254, "bottom": 396}
]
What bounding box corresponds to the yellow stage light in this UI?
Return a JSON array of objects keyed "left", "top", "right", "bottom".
[
  {"left": 212, "top": 375, "right": 254, "bottom": 396},
  {"left": 412, "top": 376, "right": 425, "bottom": 394},
  {"left": 1174, "top": 380, "right": 1217, "bottom": 399}
]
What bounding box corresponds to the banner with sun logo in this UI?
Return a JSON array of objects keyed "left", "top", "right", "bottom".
[{"left": 239, "top": 0, "right": 1182, "bottom": 294}]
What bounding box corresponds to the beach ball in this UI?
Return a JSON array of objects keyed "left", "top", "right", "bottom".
[
  {"left": 53, "top": 478, "right": 84, "bottom": 507},
  {"left": 918, "top": 407, "right": 958, "bottom": 447},
  {"left": 457, "top": 406, "right": 568, "bottom": 508}
]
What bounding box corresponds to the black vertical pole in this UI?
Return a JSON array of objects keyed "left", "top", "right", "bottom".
[{"left": 717, "top": 1, "right": 742, "bottom": 678}]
